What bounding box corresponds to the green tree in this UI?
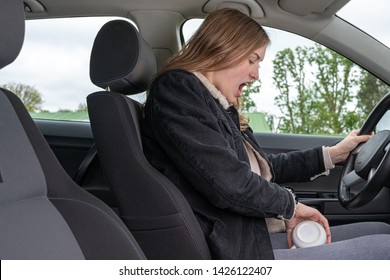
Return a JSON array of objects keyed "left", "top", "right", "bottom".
[
  {"left": 273, "top": 44, "right": 360, "bottom": 135},
  {"left": 272, "top": 46, "right": 317, "bottom": 134},
  {"left": 76, "top": 102, "right": 88, "bottom": 112},
  {"left": 241, "top": 80, "right": 260, "bottom": 112},
  {"left": 311, "top": 44, "right": 359, "bottom": 134},
  {"left": 2, "top": 82, "right": 43, "bottom": 112},
  {"left": 357, "top": 71, "right": 390, "bottom": 118},
  {"left": 263, "top": 112, "right": 275, "bottom": 132}
]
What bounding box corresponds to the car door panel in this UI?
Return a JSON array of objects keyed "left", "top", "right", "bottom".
[{"left": 35, "top": 119, "right": 94, "bottom": 177}]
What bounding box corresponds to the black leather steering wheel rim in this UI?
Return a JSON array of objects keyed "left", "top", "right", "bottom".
[{"left": 339, "top": 92, "right": 390, "bottom": 209}]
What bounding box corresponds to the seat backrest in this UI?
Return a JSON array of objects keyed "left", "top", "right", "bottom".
[
  {"left": 87, "top": 20, "right": 211, "bottom": 259},
  {"left": 0, "top": 0, "right": 145, "bottom": 260}
]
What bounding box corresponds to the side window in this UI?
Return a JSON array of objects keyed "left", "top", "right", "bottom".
[
  {"left": 0, "top": 17, "right": 140, "bottom": 122},
  {"left": 182, "top": 21, "right": 390, "bottom": 135}
]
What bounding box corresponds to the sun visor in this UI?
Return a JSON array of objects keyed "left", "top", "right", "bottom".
[{"left": 278, "top": 0, "right": 335, "bottom": 16}]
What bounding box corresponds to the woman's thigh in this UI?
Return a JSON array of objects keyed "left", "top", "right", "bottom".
[
  {"left": 330, "top": 222, "right": 390, "bottom": 242},
  {"left": 271, "top": 222, "right": 390, "bottom": 259},
  {"left": 273, "top": 234, "right": 390, "bottom": 259},
  {"left": 270, "top": 221, "right": 390, "bottom": 249}
]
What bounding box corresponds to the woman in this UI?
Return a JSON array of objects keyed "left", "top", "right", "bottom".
[{"left": 142, "top": 8, "right": 390, "bottom": 259}]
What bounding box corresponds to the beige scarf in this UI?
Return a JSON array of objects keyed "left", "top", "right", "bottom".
[{"left": 243, "top": 140, "right": 286, "bottom": 233}]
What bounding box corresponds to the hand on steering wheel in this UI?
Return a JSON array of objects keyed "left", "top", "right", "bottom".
[{"left": 339, "top": 92, "right": 390, "bottom": 209}]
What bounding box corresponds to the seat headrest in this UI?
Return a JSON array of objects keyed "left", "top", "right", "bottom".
[
  {"left": 90, "top": 20, "right": 157, "bottom": 95},
  {"left": 0, "top": 0, "right": 25, "bottom": 70}
]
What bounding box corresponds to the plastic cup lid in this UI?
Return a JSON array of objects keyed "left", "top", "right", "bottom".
[{"left": 292, "top": 221, "right": 326, "bottom": 248}]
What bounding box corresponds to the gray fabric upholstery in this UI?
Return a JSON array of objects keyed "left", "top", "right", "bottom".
[
  {"left": 87, "top": 20, "right": 211, "bottom": 259},
  {"left": 0, "top": 0, "right": 24, "bottom": 69},
  {"left": 0, "top": 92, "right": 46, "bottom": 204},
  {"left": 0, "top": 197, "right": 85, "bottom": 259},
  {"left": 0, "top": 87, "right": 147, "bottom": 259},
  {"left": 0, "top": 0, "right": 146, "bottom": 260},
  {"left": 0, "top": 92, "right": 84, "bottom": 259},
  {"left": 272, "top": 222, "right": 390, "bottom": 259}
]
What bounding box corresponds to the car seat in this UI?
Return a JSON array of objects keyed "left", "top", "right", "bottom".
[
  {"left": 0, "top": 0, "right": 145, "bottom": 260},
  {"left": 87, "top": 20, "right": 211, "bottom": 259}
]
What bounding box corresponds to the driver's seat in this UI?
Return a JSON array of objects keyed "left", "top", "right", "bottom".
[{"left": 87, "top": 20, "right": 211, "bottom": 259}]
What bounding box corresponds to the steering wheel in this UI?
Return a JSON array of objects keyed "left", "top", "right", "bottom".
[{"left": 339, "top": 92, "right": 390, "bottom": 209}]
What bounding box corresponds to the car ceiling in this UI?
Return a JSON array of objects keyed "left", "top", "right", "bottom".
[
  {"left": 22, "top": 0, "right": 390, "bottom": 84},
  {"left": 25, "top": 0, "right": 345, "bottom": 28}
]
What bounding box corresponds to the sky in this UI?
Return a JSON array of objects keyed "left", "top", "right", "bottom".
[{"left": 0, "top": 0, "right": 389, "bottom": 115}]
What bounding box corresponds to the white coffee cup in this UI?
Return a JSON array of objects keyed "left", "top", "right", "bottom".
[{"left": 292, "top": 221, "right": 327, "bottom": 248}]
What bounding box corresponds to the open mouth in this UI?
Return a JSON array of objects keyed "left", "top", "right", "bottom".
[{"left": 238, "top": 82, "right": 249, "bottom": 96}]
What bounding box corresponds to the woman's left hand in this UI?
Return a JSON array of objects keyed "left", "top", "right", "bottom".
[
  {"left": 285, "top": 202, "right": 331, "bottom": 248},
  {"left": 329, "top": 129, "right": 372, "bottom": 164}
]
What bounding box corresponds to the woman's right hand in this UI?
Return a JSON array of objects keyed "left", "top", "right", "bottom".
[
  {"left": 329, "top": 129, "right": 372, "bottom": 164},
  {"left": 285, "top": 202, "right": 331, "bottom": 248}
]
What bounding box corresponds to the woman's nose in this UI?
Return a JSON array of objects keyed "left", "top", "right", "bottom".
[{"left": 250, "top": 68, "right": 259, "bottom": 80}]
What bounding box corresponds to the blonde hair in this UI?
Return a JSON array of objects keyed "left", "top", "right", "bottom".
[{"left": 158, "top": 8, "right": 270, "bottom": 130}]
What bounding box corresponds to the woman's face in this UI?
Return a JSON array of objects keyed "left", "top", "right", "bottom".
[{"left": 205, "top": 45, "right": 267, "bottom": 105}]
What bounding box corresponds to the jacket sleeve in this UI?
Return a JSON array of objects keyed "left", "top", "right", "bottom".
[
  {"left": 145, "top": 71, "right": 295, "bottom": 219},
  {"left": 266, "top": 147, "right": 326, "bottom": 184}
]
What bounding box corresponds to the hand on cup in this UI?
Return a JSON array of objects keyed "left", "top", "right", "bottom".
[{"left": 292, "top": 221, "right": 327, "bottom": 248}]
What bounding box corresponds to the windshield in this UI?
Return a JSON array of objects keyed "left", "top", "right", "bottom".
[{"left": 337, "top": 0, "right": 390, "bottom": 47}]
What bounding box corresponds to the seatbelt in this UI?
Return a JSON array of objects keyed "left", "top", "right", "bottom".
[{"left": 73, "top": 144, "right": 97, "bottom": 185}]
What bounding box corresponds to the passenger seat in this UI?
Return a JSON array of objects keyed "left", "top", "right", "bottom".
[{"left": 0, "top": 0, "right": 145, "bottom": 260}]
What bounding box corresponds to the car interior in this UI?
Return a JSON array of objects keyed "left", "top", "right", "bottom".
[{"left": 1, "top": 0, "right": 390, "bottom": 259}]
